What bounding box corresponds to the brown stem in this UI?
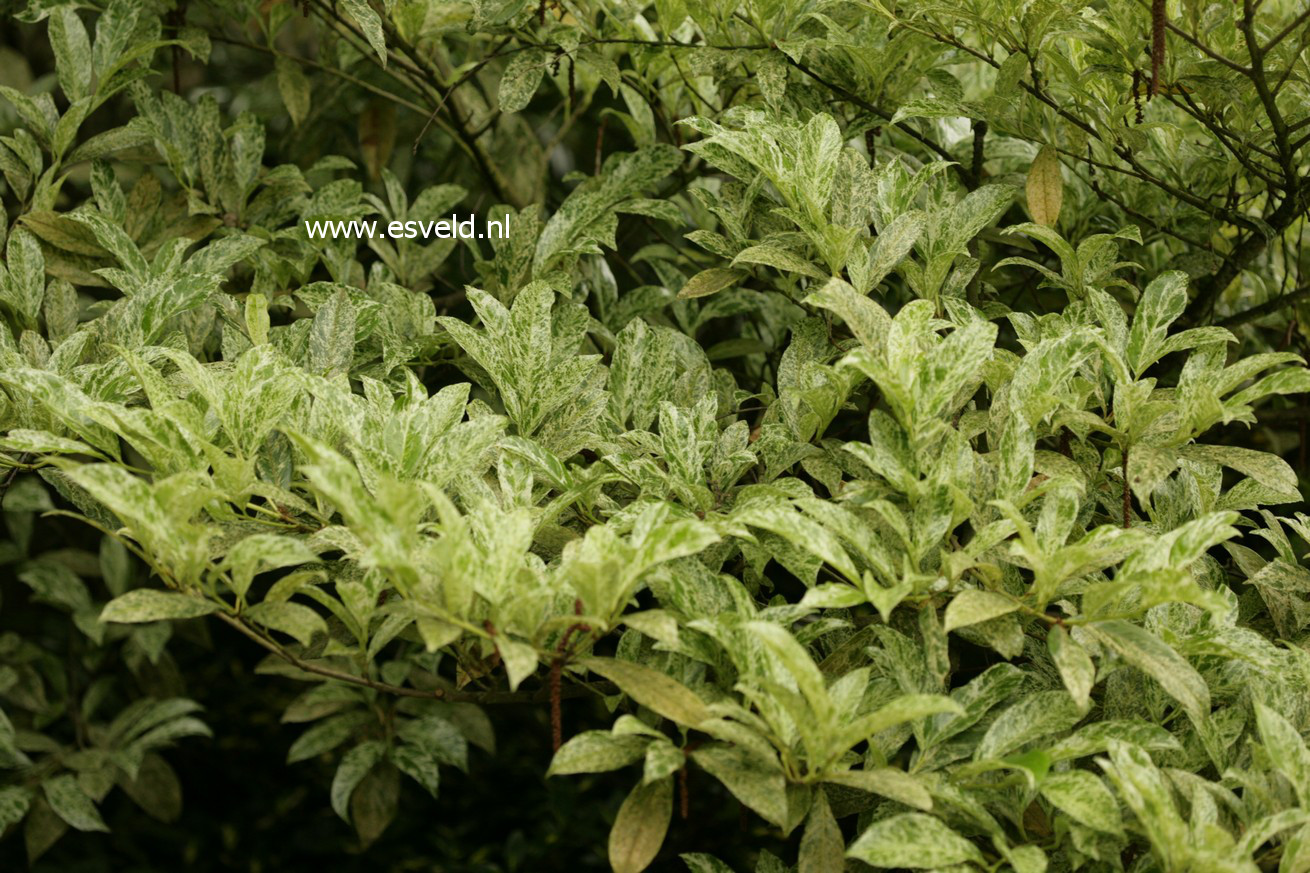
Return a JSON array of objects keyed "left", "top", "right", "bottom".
[
  {"left": 679, "top": 765, "right": 689, "bottom": 819},
  {"left": 549, "top": 600, "right": 590, "bottom": 752},
  {"left": 549, "top": 656, "right": 563, "bottom": 751},
  {"left": 971, "top": 120, "right": 988, "bottom": 183},
  {"left": 1150, "top": 0, "right": 1166, "bottom": 96},
  {"left": 1122, "top": 446, "right": 1132, "bottom": 528},
  {"left": 594, "top": 115, "right": 607, "bottom": 176}
]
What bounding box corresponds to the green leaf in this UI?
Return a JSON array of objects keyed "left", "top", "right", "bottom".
[
  {"left": 499, "top": 49, "right": 546, "bottom": 113},
  {"left": 581, "top": 657, "right": 711, "bottom": 727},
  {"left": 732, "top": 242, "right": 827, "bottom": 279},
  {"left": 838, "top": 694, "right": 963, "bottom": 751},
  {"left": 943, "top": 589, "right": 1020, "bottom": 632},
  {"left": 395, "top": 714, "right": 468, "bottom": 772},
  {"left": 4, "top": 227, "right": 45, "bottom": 325},
  {"left": 691, "top": 745, "right": 787, "bottom": 828},
  {"left": 0, "top": 786, "right": 32, "bottom": 829},
  {"left": 609, "top": 777, "right": 672, "bottom": 873},
  {"left": 799, "top": 789, "right": 843, "bottom": 873},
  {"left": 1084, "top": 620, "right": 1209, "bottom": 721},
  {"left": 49, "top": 7, "right": 93, "bottom": 103},
  {"left": 1100, "top": 741, "right": 1187, "bottom": 866},
  {"left": 1125, "top": 271, "right": 1189, "bottom": 376},
  {"left": 221, "top": 534, "right": 317, "bottom": 600},
  {"left": 1255, "top": 702, "right": 1310, "bottom": 807},
  {"left": 863, "top": 210, "right": 926, "bottom": 292},
  {"left": 805, "top": 277, "right": 893, "bottom": 349},
  {"left": 734, "top": 500, "right": 861, "bottom": 584},
  {"left": 287, "top": 711, "right": 371, "bottom": 763},
  {"left": 244, "top": 602, "right": 327, "bottom": 647},
  {"left": 119, "top": 754, "right": 182, "bottom": 824},
  {"left": 1048, "top": 626, "right": 1095, "bottom": 711},
  {"left": 42, "top": 776, "right": 107, "bottom": 833},
  {"left": 891, "top": 97, "right": 976, "bottom": 124},
  {"left": 349, "top": 762, "right": 399, "bottom": 847},
  {"left": 548, "top": 731, "right": 649, "bottom": 776},
  {"left": 995, "top": 52, "right": 1028, "bottom": 97},
  {"left": 643, "top": 740, "right": 684, "bottom": 785},
  {"left": 331, "top": 741, "right": 385, "bottom": 822},
  {"left": 276, "top": 56, "right": 312, "bottom": 127},
  {"left": 1040, "top": 770, "right": 1122, "bottom": 835},
  {"left": 101, "top": 590, "right": 220, "bottom": 623},
  {"left": 309, "top": 288, "right": 356, "bottom": 377},
  {"left": 798, "top": 113, "right": 842, "bottom": 213},
  {"left": 847, "top": 812, "right": 983, "bottom": 868},
  {"left": 1048, "top": 720, "right": 1182, "bottom": 761},
  {"left": 339, "top": 0, "right": 386, "bottom": 65},
  {"left": 824, "top": 768, "right": 933, "bottom": 811},
  {"left": 1179, "top": 444, "right": 1300, "bottom": 495},
  {"left": 496, "top": 637, "right": 538, "bottom": 692},
  {"left": 680, "top": 854, "right": 736, "bottom": 873},
  {"left": 392, "top": 744, "right": 441, "bottom": 798},
  {"left": 975, "top": 691, "right": 1084, "bottom": 761},
  {"left": 65, "top": 210, "right": 148, "bottom": 278}
]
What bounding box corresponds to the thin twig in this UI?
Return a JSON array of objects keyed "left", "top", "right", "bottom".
[
  {"left": 1263, "top": 6, "right": 1310, "bottom": 53},
  {"left": 1216, "top": 284, "right": 1310, "bottom": 326},
  {"left": 216, "top": 612, "right": 613, "bottom": 704}
]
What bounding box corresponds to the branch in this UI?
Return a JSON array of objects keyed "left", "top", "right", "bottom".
[
  {"left": 782, "top": 57, "right": 976, "bottom": 187},
  {"left": 1255, "top": 405, "right": 1310, "bottom": 425},
  {"left": 413, "top": 36, "right": 512, "bottom": 152},
  {"left": 1184, "top": 187, "right": 1308, "bottom": 322},
  {"left": 1216, "top": 284, "right": 1310, "bottom": 326},
  {"left": 1128, "top": 0, "right": 1251, "bottom": 74},
  {"left": 1240, "top": 0, "right": 1293, "bottom": 165},
  {"left": 971, "top": 120, "right": 987, "bottom": 183},
  {"left": 1087, "top": 174, "right": 1206, "bottom": 248},
  {"left": 306, "top": 0, "right": 518, "bottom": 205},
  {"left": 0, "top": 455, "right": 31, "bottom": 504},
  {"left": 1263, "top": 6, "right": 1310, "bottom": 53},
  {"left": 1167, "top": 89, "right": 1282, "bottom": 187},
  {"left": 916, "top": 27, "right": 1258, "bottom": 229},
  {"left": 215, "top": 612, "right": 615, "bottom": 705},
  {"left": 208, "top": 34, "right": 430, "bottom": 116}
]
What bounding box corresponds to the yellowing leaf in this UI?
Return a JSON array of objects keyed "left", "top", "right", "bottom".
[
  {"left": 677, "top": 267, "right": 744, "bottom": 299},
  {"left": 1026, "top": 146, "right": 1063, "bottom": 227}
]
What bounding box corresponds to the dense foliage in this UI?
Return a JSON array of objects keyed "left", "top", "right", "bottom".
[{"left": 2, "top": 0, "right": 1310, "bottom": 870}]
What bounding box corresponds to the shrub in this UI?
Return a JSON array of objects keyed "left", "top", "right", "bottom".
[{"left": 2, "top": 0, "right": 1310, "bottom": 870}]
